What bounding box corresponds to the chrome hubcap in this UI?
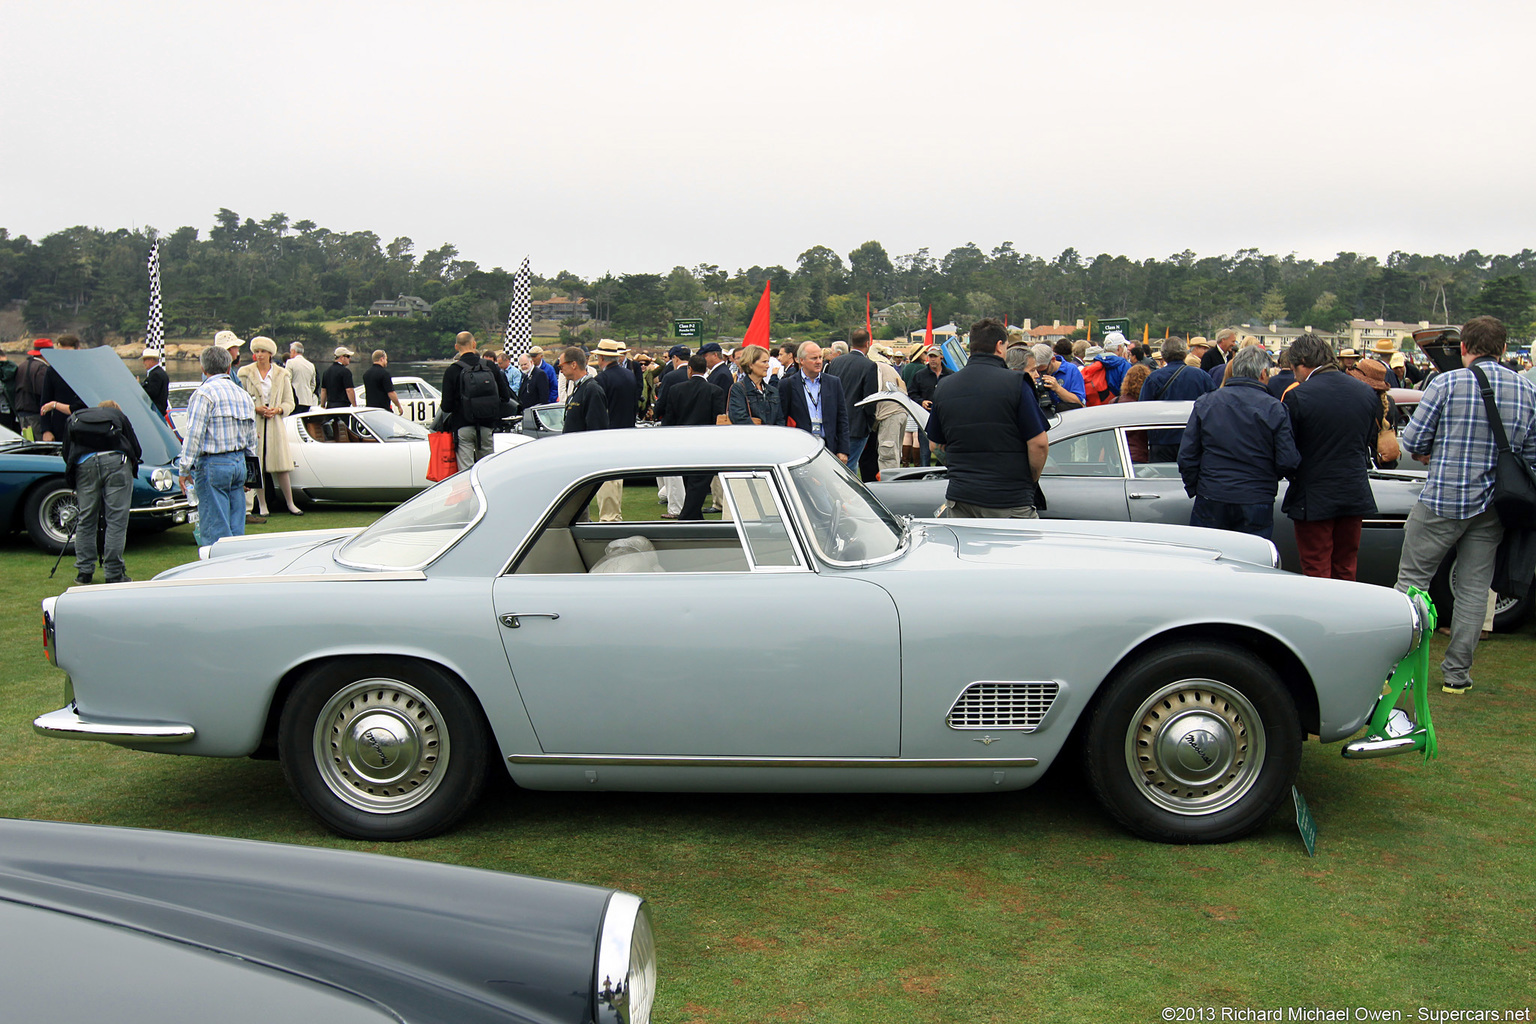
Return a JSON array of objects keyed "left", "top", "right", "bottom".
[
  {"left": 314, "top": 679, "right": 448, "bottom": 813},
  {"left": 1125, "top": 680, "right": 1266, "bottom": 815},
  {"left": 43, "top": 492, "right": 78, "bottom": 543}
]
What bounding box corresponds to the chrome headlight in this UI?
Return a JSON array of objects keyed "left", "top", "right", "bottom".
[
  {"left": 595, "top": 892, "right": 656, "bottom": 1024},
  {"left": 150, "top": 467, "right": 176, "bottom": 492},
  {"left": 41, "top": 597, "right": 57, "bottom": 667},
  {"left": 1405, "top": 590, "right": 1428, "bottom": 655}
]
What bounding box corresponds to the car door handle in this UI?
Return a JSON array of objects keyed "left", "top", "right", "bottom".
[
  {"left": 1128, "top": 493, "right": 1162, "bottom": 499},
  {"left": 500, "top": 612, "right": 560, "bottom": 628}
]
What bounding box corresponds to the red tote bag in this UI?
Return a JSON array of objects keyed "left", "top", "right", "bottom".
[{"left": 426, "top": 432, "right": 458, "bottom": 482}]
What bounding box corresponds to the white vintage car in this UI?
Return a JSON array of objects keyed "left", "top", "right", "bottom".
[
  {"left": 36, "top": 427, "right": 1433, "bottom": 845},
  {"left": 284, "top": 405, "right": 531, "bottom": 504}
]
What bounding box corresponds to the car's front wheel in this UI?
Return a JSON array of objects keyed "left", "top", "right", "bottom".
[
  {"left": 1084, "top": 643, "right": 1301, "bottom": 844},
  {"left": 278, "top": 658, "right": 490, "bottom": 841},
  {"left": 23, "top": 479, "right": 78, "bottom": 554}
]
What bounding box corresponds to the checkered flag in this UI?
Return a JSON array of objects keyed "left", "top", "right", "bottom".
[
  {"left": 145, "top": 242, "right": 165, "bottom": 361},
  {"left": 503, "top": 256, "right": 532, "bottom": 361}
]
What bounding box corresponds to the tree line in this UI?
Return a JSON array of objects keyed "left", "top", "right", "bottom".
[{"left": 2, "top": 210, "right": 1533, "bottom": 360}]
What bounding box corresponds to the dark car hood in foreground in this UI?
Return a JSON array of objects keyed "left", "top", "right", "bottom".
[
  {"left": 0, "top": 818, "right": 615, "bottom": 1024},
  {"left": 43, "top": 347, "right": 182, "bottom": 467}
]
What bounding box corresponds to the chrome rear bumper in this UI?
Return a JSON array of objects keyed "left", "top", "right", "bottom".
[{"left": 33, "top": 705, "right": 196, "bottom": 745}]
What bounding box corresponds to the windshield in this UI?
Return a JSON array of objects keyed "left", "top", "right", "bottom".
[
  {"left": 337, "top": 472, "right": 482, "bottom": 569},
  {"left": 787, "top": 450, "right": 904, "bottom": 564},
  {"left": 535, "top": 404, "right": 565, "bottom": 432},
  {"left": 353, "top": 407, "right": 429, "bottom": 441}
]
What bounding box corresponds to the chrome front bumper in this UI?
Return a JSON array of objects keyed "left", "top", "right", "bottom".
[
  {"left": 1341, "top": 707, "right": 1422, "bottom": 759},
  {"left": 33, "top": 705, "right": 196, "bottom": 745}
]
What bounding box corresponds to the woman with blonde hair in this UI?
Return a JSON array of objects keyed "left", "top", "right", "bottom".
[
  {"left": 238, "top": 336, "right": 302, "bottom": 516},
  {"left": 727, "top": 345, "right": 783, "bottom": 425}
]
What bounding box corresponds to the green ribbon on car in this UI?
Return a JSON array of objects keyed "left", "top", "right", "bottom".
[{"left": 1363, "top": 586, "right": 1438, "bottom": 760}]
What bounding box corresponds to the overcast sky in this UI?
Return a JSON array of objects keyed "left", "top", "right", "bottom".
[{"left": 5, "top": 0, "right": 1532, "bottom": 279}]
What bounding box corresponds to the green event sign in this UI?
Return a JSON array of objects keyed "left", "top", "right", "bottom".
[
  {"left": 1097, "top": 317, "right": 1131, "bottom": 338},
  {"left": 1292, "top": 786, "right": 1318, "bottom": 857},
  {"left": 672, "top": 319, "right": 704, "bottom": 338}
]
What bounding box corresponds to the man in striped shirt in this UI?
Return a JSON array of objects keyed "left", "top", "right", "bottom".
[
  {"left": 177, "top": 344, "right": 257, "bottom": 546},
  {"left": 1395, "top": 316, "right": 1536, "bottom": 694}
]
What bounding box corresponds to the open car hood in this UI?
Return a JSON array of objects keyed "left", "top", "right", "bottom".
[{"left": 44, "top": 347, "right": 182, "bottom": 467}]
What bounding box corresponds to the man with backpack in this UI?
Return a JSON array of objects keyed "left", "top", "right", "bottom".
[
  {"left": 441, "top": 331, "right": 511, "bottom": 470},
  {"left": 62, "top": 400, "right": 142, "bottom": 585}
]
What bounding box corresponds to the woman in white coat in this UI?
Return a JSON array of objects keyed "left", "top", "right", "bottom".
[{"left": 238, "top": 336, "right": 302, "bottom": 516}]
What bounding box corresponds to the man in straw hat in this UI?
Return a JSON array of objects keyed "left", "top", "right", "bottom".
[{"left": 593, "top": 339, "right": 637, "bottom": 521}]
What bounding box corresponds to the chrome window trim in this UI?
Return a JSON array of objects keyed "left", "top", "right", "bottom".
[
  {"left": 774, "top": 455, "right": 908, "bottom": 570},
  {"left": 500, "top": 463, "right": 804, "bottom": 577},
  {"left": 336, "top": 468, "right": 489, "bottom": 571},
  {"left": 718, "top": 470, "right": 811, "bottom": 573},
  {"left": 510, "top": 753, "right": 1039, "bottom": 769},
  {"left": 1040, "top": 426, "right": 1129, "bottom": 480}
]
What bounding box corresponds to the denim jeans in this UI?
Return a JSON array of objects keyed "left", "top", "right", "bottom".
[
  {"left": 194, "top": 451, "right": 247, "bottom": 546},
  {"left": 845, "top": 435, "right": 868, "bottom": 476},
  {"left": 1190, "top": 496, "right": 1275, "bottom": 539},
  {"left": 74, "top": 451, "right": 133, "bottom": 579}
]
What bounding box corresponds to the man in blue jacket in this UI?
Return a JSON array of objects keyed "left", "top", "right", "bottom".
[
  {"left": 778, "top": 342, "right": 850, "bottom": 463},
  {"left": 1177, "top": 346, "right": 1300, "bottom": 539}
]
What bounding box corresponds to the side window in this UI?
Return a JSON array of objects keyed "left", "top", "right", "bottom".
[
  {"left": 723, "top": 473, "right": 802, "bottom": 568},
  {"left": 514, "top": 474, "right": 762, "bottom": 575},
  {"left": 1042, "top": 429, "right": 1125, "bottom": 477},
  {"left": 396, "top": 382, "right": 422, "bottom": 399}
]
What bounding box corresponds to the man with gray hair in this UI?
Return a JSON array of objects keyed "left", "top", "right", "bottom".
[
  {"left": 177, "top": 344, "right": 257, "bottom": 546},
  {"left": 1030, "top": 343, "right": 1082, "bottom": 411},
  {"left": 1201, "top": 327, "right": 1240, "bottom": 373},
  {"left": 287, "top": 342, "right": 317, "bottom": 413},
  {"left": 1177, "top": 345, "right": 1299, "bottom": 539}
]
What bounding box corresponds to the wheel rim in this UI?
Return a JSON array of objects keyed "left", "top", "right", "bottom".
[
  {"left": 313, "top": 678, "right": 450, "bottom": 814},
  {"left": 1448, "top": 561, "right": 1519, "bottom": 616},
  {"left": 39, "top": 490, "right": 78, "bottom": 545},
  {"left": 1123, "top": 679, "right": 1267, "bottom": 816}
]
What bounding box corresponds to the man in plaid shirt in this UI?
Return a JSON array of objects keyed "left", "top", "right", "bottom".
[
  {"left": 177, "top": 344, "right": 257, "bottom": 546},
  {"left": 1395, "top": 316, "right": 1536, "bottom": 693}
]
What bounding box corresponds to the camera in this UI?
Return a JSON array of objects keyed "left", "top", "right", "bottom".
[{"left": 1030, "top": 373, "right": 1058, "bottom": 415}]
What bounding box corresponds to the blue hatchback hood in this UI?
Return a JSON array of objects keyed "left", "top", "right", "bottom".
[{"left": 43, "top": 347, "right": 182, "bottom": 467}]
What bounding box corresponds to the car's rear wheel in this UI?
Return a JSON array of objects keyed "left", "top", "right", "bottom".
[
  {"left": 1085, "top": 642, "right": 1301, "bottom": 843},
  {"left": 278, "top": 658, "right": 489, "bottom": 841},
  {"left": 1429, "top": 553, "right": 1533, "bottom": 633},
  {"left": 23, "top": 480, "right": 78, "bottom": 554}
]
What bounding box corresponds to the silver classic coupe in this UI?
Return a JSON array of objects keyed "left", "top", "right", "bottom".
[{"left": 36, "top": 427, "right": 1431, "bottom": 844}]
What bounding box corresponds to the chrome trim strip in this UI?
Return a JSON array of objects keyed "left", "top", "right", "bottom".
[
  {"left": 128, "top": 498, "right": 193, "bottom": 517},
  {"left": 337, "top": 468, "right": 489, "bottom": 571},
  {"left": 83, "top": 571, "right": 428, "bottom": 591},
  {"left": 33, "top": 706, "right": 196, "bottom": 744},
  {"left": 509, "top": 753, "right": 1039, "bottom": 768}
]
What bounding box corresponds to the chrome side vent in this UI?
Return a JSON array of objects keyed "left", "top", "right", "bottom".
[{"left": 946, "top": 681, "right": 1059, "bottom": 731}]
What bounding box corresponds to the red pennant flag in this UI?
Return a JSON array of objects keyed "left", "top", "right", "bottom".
[
  {"left": 742, "top": 280, "right": 771, "bottom": 350},
  {"left": 924, "top": 306, "right": 933, "bottom": 349},
  {"left": 865, "top": 293, "right": 872, "bottom": 343}
]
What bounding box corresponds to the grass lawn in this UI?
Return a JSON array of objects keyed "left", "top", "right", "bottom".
[{"left": 1, "top": 497, "right": 1532, "bottom": 1021}]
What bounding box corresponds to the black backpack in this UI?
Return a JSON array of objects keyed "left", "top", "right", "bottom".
[
  {"left": 461, "top": 362, "right": 501, "bottom": 423},
  {"left": 68, "top": 408, "right": 122, "bottom": 452}
]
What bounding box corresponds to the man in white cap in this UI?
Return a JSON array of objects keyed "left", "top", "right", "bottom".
[{"left": 319, "top": 346, "right": 356, "bottom": 408}]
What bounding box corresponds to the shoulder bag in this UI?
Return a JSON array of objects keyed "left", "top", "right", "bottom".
[{"left": 1469, "top": 363, "right": 1536, "bottom": 530}]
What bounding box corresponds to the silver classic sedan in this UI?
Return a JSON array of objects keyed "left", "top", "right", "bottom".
[{"left": 37, "top": 427, "right": 1430, "bottom": 845}]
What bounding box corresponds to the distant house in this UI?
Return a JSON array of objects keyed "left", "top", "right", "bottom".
[
  {"left": 369, "top": 294, "right": 433, "bottom": 317},
  {"left": 1347, "top": 318, "right": 1447, "bottom": 353},
  {"left": 531, "top": 295, "right": 589, "bottom": 322},
  {"left": 874, "top": 302, "right": 919, "bottom": 327},
  {"left": 1030, "top": 320, "right": 1084, "bottom": 345},
  {"left": 1234, "top": 324, "right": 1346, "bottom": 350}
]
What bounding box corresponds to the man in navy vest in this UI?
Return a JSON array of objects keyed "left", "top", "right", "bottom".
[{"left": 926, "top": 319, "right": 1050, "bottom": 518}]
